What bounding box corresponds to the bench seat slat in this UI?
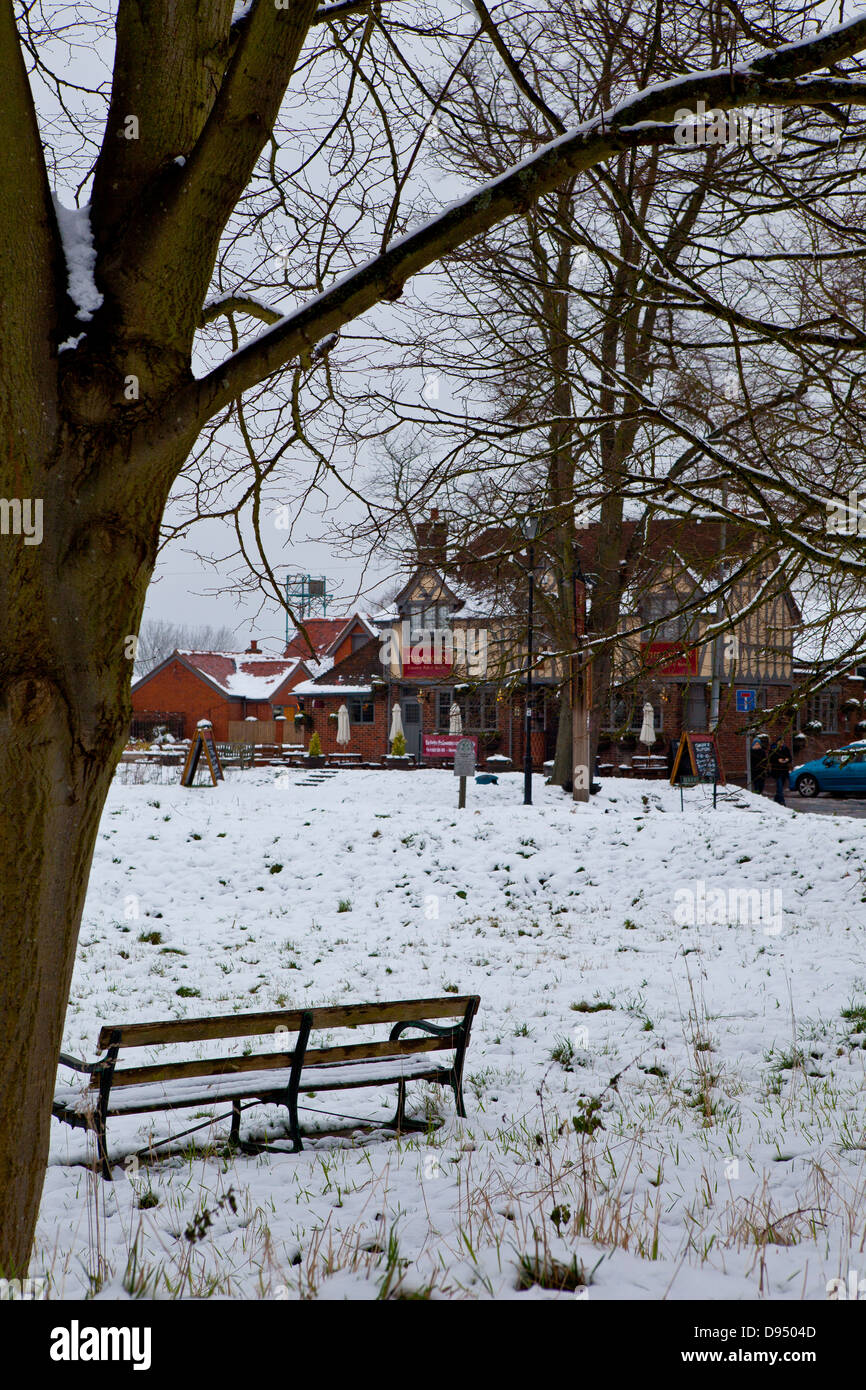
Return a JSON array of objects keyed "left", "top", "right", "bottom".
[
  {"left": 105, "top": 1034, "right": 451, "bottom": 1089},
  {"left": 54, "top": 1053, "right": 453, "bottom": 1117},
  {"left": 97, "top": 996, "right": 475, "bottom": 1050}
]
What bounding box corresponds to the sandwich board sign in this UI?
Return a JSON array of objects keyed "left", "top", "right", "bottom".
[
  {"left": 669, "top": 731, "right": 725, "bottom": 786},
  {"left": 181, "top": 721, "right": 224, "bottom": 787}
]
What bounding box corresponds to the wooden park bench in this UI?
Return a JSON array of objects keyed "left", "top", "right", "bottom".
[
  {"left": 216, "top": 742, "right": 255, "bottom": 770},
  {"left": 53, "top": 995, "right": 480, "bottom": 1177}
]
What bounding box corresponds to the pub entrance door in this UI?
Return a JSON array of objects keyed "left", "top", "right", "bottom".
[{"left": 400, "top": 696, "right": 422, "bottom": 759}]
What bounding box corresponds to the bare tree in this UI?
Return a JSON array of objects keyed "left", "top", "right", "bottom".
[
  {"left": 133, "top": 621, "right": 238, "bottom": 677},
  {"left": 333, "top": 1, "right": 866, "bottom": 782},
  {"left": 3, "top": 0, "right": 866, "bottom": 1269}
]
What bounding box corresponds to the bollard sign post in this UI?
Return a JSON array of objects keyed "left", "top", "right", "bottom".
[{"left": 453, "top": 737, "right": 476, "bottom": 809}]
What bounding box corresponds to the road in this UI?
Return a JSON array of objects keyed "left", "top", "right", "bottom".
[{"left": 782, "top": 793, "right": 866, "bottom": 819}]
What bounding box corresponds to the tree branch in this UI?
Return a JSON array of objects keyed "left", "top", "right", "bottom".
[
  {"left": 90, "top": 1, "right": 236, "bottom": 253},
  {"left": 0, "top": 4, "right": 61, "bottom": 468},
  {"left": 199, "top": 295, "right": 283, "bottom": 327},
  {"left": 469, "top": 0, "right": 566, "bottom": 134},
  {"left": 92, "top": 0, "right": 320, "bottom": 355},
  {"left": 165, "top": 38, "right": 866, "bottom": 439}
]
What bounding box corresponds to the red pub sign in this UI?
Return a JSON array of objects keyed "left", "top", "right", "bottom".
[
  {"left": 422, "top": 733, "right": 479, "bottom": 760},
  {"left": 641, "top": 642, "right": 699, "bottom": 677}
]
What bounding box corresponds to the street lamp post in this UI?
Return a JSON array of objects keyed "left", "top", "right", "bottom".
[{"left": 521, "top": 516, "right": 538, "bottom": 806}]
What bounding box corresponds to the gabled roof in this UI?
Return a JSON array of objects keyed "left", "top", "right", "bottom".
[
  {"left": 132, "top": 650, "right": 311, "bottom": 701},
  {"left": 323, "top": 612, "right": 378, "bottom": 655},
  {"left": 294, "top": 637, "right": 383, "bottom": 696},
  {"left": 389, "top": 566, "right": 463, "bottom": 612}
]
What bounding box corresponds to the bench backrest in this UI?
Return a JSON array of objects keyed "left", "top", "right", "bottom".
[{"left": 93, "top": 996, "right": 479, "bottom": 1090}]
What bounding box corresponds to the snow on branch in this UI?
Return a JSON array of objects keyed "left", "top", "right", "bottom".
[{"left": 171, "top": 11, "right": 866, "bottom": 433}]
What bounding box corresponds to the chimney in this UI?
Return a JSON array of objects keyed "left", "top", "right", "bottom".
[
  {"left": 246, "top": 639, "right": 259, "bottom": 654},
  {"left": 416, "top": 508, "right": 448, "bottom": 566}
]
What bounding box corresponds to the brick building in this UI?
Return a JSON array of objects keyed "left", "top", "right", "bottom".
[
  {"left": 130, "top": 614, "right": 377, "bottom": 743},
  {"left": 132, "top": 519, "right": 866, "bottom": 779},
  {"left": 130, "top": 642, "right": 312, "bottom": 742}
]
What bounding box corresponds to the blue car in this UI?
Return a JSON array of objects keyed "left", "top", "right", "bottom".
[{"left": 789, "top": 742, "right": 866, "bottom": 797}]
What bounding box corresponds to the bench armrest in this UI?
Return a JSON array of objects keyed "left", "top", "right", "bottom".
[
  {"left": 389, "top": 1019, "right": 461, "bottom": 1044},
  {"left": 58, "top": 1052, "right": 103, "bottom": 1076}
]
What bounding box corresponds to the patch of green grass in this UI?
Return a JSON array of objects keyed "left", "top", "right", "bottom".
[
  {"left": 551, "top": 1035, "right": 577, "bottom": 1070},
  {"left": 337, "top": 899, "right": 352, "bottom": 913},
  {"left": 137, "top": 930, "right": 162, "bottom": 945},
  {"left": 176, "top": 986, "right": 201, "bottom": 998},
  {"left": 269, "top": 863, "right": 283, "bottom": 874},
  {"left": 571, "top": 1097, "right": 604, "bottom": 1135},
  {"left": 841, "top": 1002, "right": 866, "bottom": 1033},
  {"left": 765, "top": 1044, "right": 806, "bottom": 1073},
  {"left": 570, "top": 1000, "right": 613, "bottom": 1013},
  {"left": 517, "top": 1252, "right": 588, "bottom": 1292}
]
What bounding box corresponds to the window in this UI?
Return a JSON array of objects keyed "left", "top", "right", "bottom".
[
  {"left": 272, "top": 705, "right": 284, "bottom": 718},
  {"left": 348, "top": 698, "right": 374, "bottom": 724},
  {"left": 803, "top": 688, "right": 839, "bottom": 733},
  {"left": 351, "top": 632, "right": 368, "bottom": 652},
  {"left": 408, "top": 601, "right": 450, "bottom": 643},
  {"left": 437, "top": 688, "right": 497, "bottom": 731},
  {"left": 824, "top": 751, "right": 850, "bottom": 767},
  {"left": 610, "top": 692, "right": 664, "bottom": 733},
  {"left": 640, "top": 593, "right": 692, "bottom": 643}
]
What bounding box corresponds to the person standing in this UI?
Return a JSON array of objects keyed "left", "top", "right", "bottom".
[
  {"left": 768, "top": 736, "right": 792, "bottom": 806},
  {"left": 750, "top": 734, "right": 769, "bottom": 795}
]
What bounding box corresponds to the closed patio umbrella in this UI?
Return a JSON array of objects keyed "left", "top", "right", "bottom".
[
  {"left": 639, "top": 701, "right": 655, "bottom": 747},
  {"left": 449, "top": 702, "right": 463, "bottom": 735},
  {"left": 389, "top": 705, "right": 404, "bottom": 742},
  {"left": 336, "top": 703, "right": 351, "bottom": 746}
]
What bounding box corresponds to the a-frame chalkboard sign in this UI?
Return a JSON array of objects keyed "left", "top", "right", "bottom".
[
  {"left": 180, "top": 721, "right": 224, "bottom": 787},
  {"left": 670, "top": 731, "right": 725, "bottom": 786}
]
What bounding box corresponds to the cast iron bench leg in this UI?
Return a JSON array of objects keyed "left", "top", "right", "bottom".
[
  {"left": 451, "top": 1071, "right": 468, "bottom": 1119},
  {"left": 230, "top": 1100, "right": 241, "bottom": 1145},
  {"left": 285, "top": 1010, "right": 313, "bottom": 1153},
  {"left": 92, "top": 1110, "right": 113, "bottom": 1181},
  {"left": 94, "top": 1035, "right": 120, "bottom": 1180},
  {"left": 389, "top": 1078, "right": 430, "bottom": 1133}
]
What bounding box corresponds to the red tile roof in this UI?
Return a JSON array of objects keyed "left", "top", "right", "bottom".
[
  {"left": 283, "top": 619, "right": 348, "bottom": 660},
  {"left": 175, "top": 652, "right": 305, "bottom": 699}
]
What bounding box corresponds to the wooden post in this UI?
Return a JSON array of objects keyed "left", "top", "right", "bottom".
[{"left": 458, "top": 775, "right": 466, "bottom": 809}]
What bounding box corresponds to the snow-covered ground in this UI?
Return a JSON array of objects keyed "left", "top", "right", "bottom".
[{"left": 36, "top": 769, "right": 866, "bottom": 1300}]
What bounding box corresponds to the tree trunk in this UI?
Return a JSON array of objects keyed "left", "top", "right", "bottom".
[
  {"left": 552, "top": 686, "right": 573, "bottom": 786},
  {"left": 0, "top": 435, "right": 173, "bottom": 1272}
]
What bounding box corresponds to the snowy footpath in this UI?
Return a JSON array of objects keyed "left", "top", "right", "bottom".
[{"left": 35, "top": 770, "right": 866, "bottom": 1299}]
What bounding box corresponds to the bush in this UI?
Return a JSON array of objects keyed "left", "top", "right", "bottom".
[
  {"left": 391, "top": 732, "right": 406, "bottom": 756},
  {"left": 308, "top": 731, "right": 322, "bottom": 756}
]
